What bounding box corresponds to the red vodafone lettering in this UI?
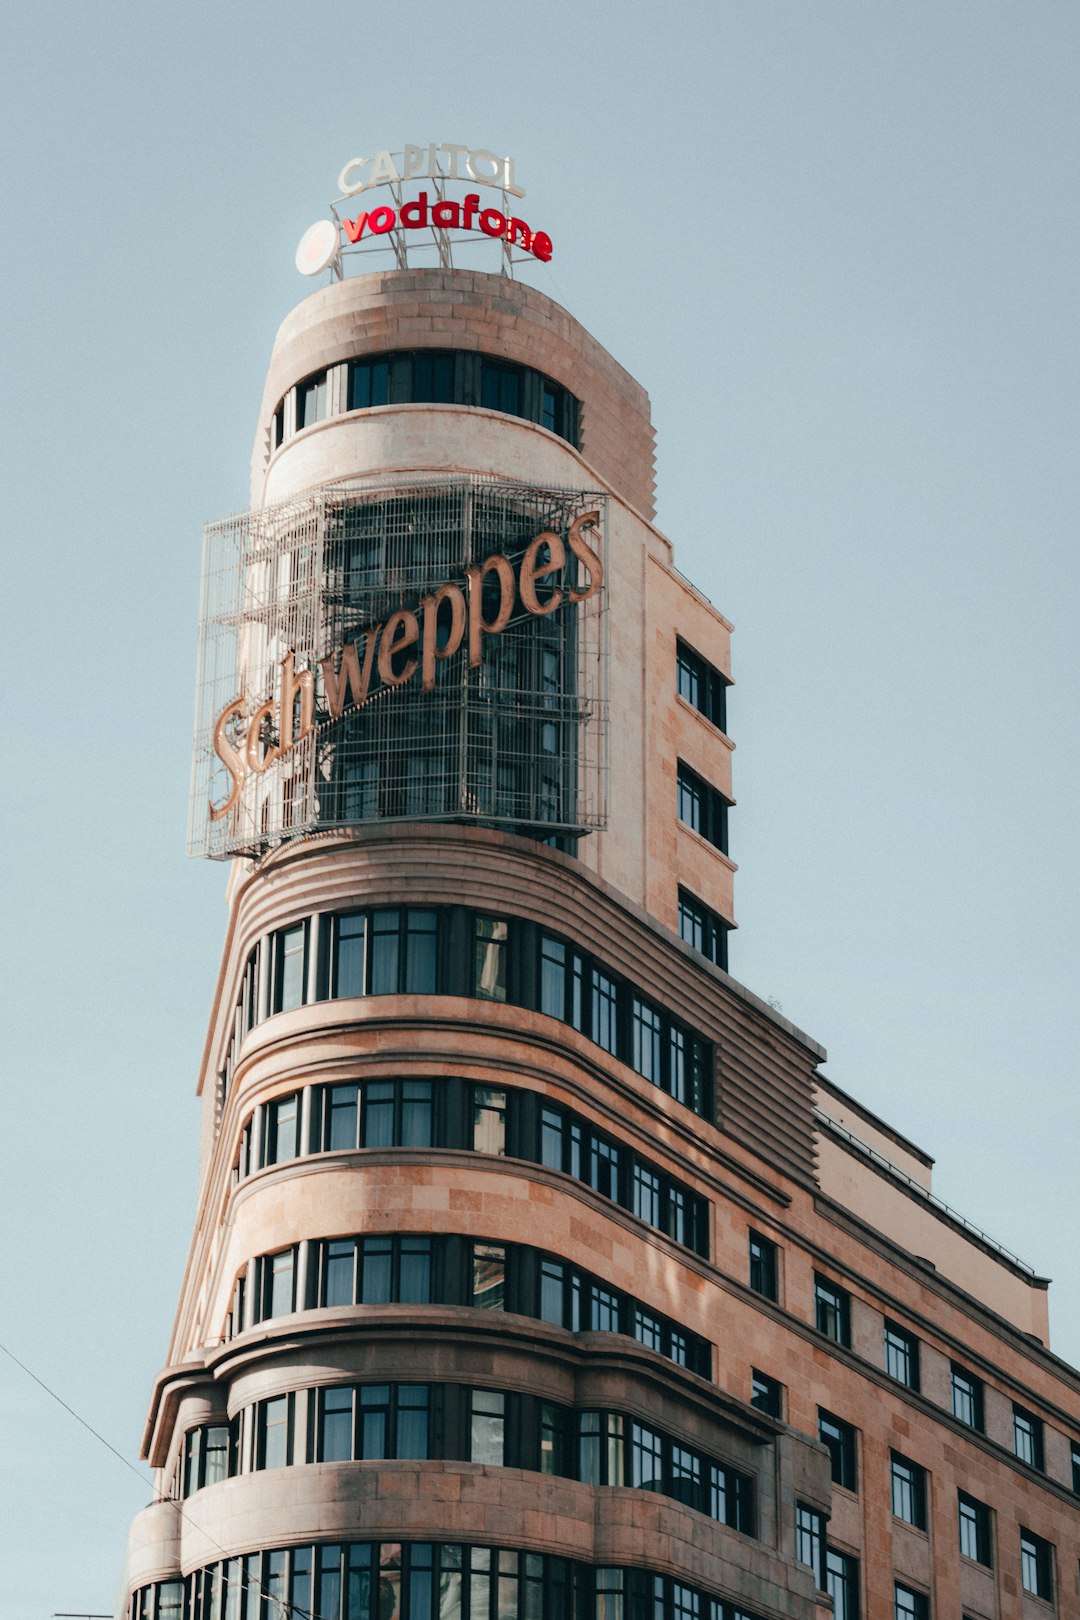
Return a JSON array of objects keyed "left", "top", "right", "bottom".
[{"left": 340, "top": 191, "right": 553, "bottom": 262}]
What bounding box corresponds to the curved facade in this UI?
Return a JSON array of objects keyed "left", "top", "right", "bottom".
[{"left": 126, "top": 267, "right": 1080, "bottom": 1620}]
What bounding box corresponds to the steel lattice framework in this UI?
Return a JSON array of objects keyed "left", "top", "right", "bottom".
[{"left": 190, "top": 476, "right": 608, "bottom": 860}]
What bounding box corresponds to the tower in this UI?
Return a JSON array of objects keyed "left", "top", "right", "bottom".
[{"left": 122, "top": 161, "right": 1080, "bottom": 1620}]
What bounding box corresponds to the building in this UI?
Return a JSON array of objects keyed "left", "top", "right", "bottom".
[{"left": 121, "top": 192, "right": 1080, "bottom": 1620}]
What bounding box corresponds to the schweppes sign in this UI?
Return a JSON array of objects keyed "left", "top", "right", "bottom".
[{"left": 209, "top": 512, "right": 602, "bottom": 822}]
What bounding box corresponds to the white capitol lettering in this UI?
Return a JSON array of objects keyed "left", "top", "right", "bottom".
[{"left": 338, "top": 143, "right": 524, "bottom": 200}]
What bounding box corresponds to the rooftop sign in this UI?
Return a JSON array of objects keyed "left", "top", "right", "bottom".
[{"left": 295, "top": 143, "right": 551, "bottom": 279}]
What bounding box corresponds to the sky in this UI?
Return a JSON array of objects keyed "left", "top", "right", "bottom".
[{"left": 1, "top": 2, "right": 1077, "bottom": 1614}]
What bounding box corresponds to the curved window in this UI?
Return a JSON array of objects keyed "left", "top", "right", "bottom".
[
  {"left": 142, "top": 1542, "right": 768, "bottom": 1620},
  {"left": 232, "top": 1077, "right": 709, "bottom": 1259},
  {"left": 223, "top": 907, "right": 714, "bottom": 1123},
  {"left": 227, "top": 1230, "right": 710, "bottom": 1375},
  {"left": 179, "top": 1379, "right": 754, "bottom": 1534},
  {"left": 272, "top": 349, "right": 580, "bottom": 454}
]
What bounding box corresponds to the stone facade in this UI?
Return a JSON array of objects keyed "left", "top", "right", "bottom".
[{"left": 121, "top": 269, "right": 1080, "bottom": 1620}]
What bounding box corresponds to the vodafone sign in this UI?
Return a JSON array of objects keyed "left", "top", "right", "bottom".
[{"left": 296, "top": 142, "right": 552, "bottom": 276}]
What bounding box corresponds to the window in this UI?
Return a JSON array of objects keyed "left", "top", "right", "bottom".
[
  {"left": 884, "top": 1322, "right": 920, "bottom": 1390},
  {"left": 331, "top": 911, "right": 366, "bottom": 997},
  {"left": 472, "top": 1086, "right": 506, "bottom": 1155},
  {"left": 471, "top": 1243, "right": 505, "bottom": 1310},
  {"left": 677, "top": 887, "right": 729, "bottom": 971},
  {"left": 1020, "top": 1529, "right": 1053, "bottom": 1599},
  {"left": 182, "top": 1423, "right": 233, "bottom": 1496},
  {"left": 1071, "top": 1442, "right": 1080, "bottom": 1494},
  {"left": 676, "top": 760, "right": 730, "bottom": 853},
  {"left": 796, "top": 1504, "right": 826, "bottom": 1588},
  {"left": 1013, "top": 1404, "right": 1044, "bottom": 1470},
  {"left": 263, "top": 1092, "right": 300, "bottom": 1166},
  {"left": 950, "top": 1364, "right": 983, "bottom": 1430},
  {"left": 313, "top": 1234, "right": 432, "bottom": 1307},
  {"left": 814, "top": 1275, "right": 851, "bottom": 1346},
  {"left": 357, "top": 1384, "right": 430, "bottom": 1460},
  {"left": 318, "top": 1082, "right": 360, "bottom": 1151},
  {"left": 826, "top": 1549, "right": 859, "bottom": 1620},
  {"left": 676, "top": 639, "right": 728, "bottom": 732},
  {"left": 748, "top": 1231, "right": 778, "bottom": 1301},
  {"left": 473, "top": 916, "right": 508, "bottom": 1001},
  {"left": 255, "top": 1394, "right": 294, "bottom": 1471},
  {"left": 254, "top": 1248, "right": 296, "bottom": 1322},
  {"left": 894, "top": 1584, "right": 928, "bottom": 1620},
  {"left": 369, "top": 908, "right": 438, "bottom": 995},
  {"left": 957, "top": 1493, "right": 992, "bottom": 1566},
  {"left": 339, "top": 350, "right": 580, "bottom": 447},
  {"left": 361, "top": 1079, "right": 433, "bottom": 1148},
  {"left": 890, "top": 1452, "right": 927, "bottom": 1529},
  {"left": 272, "top": 922, "right": 307, "bottom": 1013},
  {"left": 470, "top": 1389, "right": 506, "bottom": 1465},
  {"left": 751, "top": 1371, "right": 783, "bottom": 1418},
  {"left": 295, "top": 369, "right": 328, "bottom": 430},
  {"left": 819, "top": 1410, "right": 857, "bottom": 1491}
]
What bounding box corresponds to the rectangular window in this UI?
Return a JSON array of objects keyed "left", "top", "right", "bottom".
[
  {"left": 1013, "top": 1405, "right": 1044, "bottom": 1470},
  {"left": 256, "top": 1248, "right": 296, "bottom": 1322},
  {"left": 470, "top": 1389, "right": 505, "bottom": 1465},
  {"left": 890, "top": 1452, "right": 927, "bottom": 1529},
  {"left": 950, "top": 1364, "right": 983, "bottom": 1430},
  {"left": 589, "top": 1136, "right": 621, "bottom": 1203},
  {"left": 748, "top": 1231, "right": 778, "bottom": 1301},
  {"left": 711, "top": 1465, "right": 754, "bottom": 1533},
  {"left": 814, "top": 1275, "right": 851, "bottom": 1346},
  {"left": 255, "top": 1394, "right": 293, "bottom": 1471},
  {"left": 472, "top": 1243, "right": 505, "bottom": 1310},
  {"left": 361, "top": 1079, "right": 434, "bottom": 1150},
  {"left": 884, "top": 1322, "right": 920, "bottom": 1391},
  {"left": 631, "top": 997, "right": 664, "bottom": 1085},
  {"left": 894, "top": 1585, "right": 928, "bottom": 1620},
  {"left": 471, "top": 1086, "right": 506, "bottom": 1155},
  {"left": 676, "top": 760, "right": 730, "bottom": 853},
  {"left": 296, "top": 371, "right": 328, "bottom": 429},
  {"left": 819, "top": 1411, "right": 857, "bottom": 1492},
  {"left": 591, "top": 966, "right": 618, "bottom": 1054},
  {"left": 751, "top": 1371, "right": 783, "bottom": 1418},
  {"left": 958, "top": 1493, "right": 992, "bottom": 1567},
  {"left": 1020, "top": 1529, "right": 1053, "bottom": 1599},
  {"left": 676, "top": 639, "right": 728, "bottom": 732},
  {"left": 368, "top": 908, "right": 439, "bottom": 995},
  {"left": 1071, "top": 1442, "right": 1080, "bottom": 1494},
  {"left": 263, "top": 1092, "right": 299, "bottom": 1166},
  {"left": 632, "top": 1163, "right": 661, "bottom": 1229},
  {"left": 677, "top": 887, "right": 729, "bottom": 971},
  {"left": 474, "top": 916, "right": 508, "bottom": 1001},
  {"left": 322, "top": 1083, "right": 360, "bottom": 1151},
  {"left": 316, "top": 1385, "right": 354, "bottom": 1462},
  {"left": 826, "top": 1550, "right": 859, "bottom": 1620},
  {"left": 332, "top": 912, "right": 366, "bottom": 998},
  {"left": 796, "top": 1504, "right": 826, "bottom": 1589},
  {"left": 273, "top": 923, "right": 308, "bottom": 1013}
]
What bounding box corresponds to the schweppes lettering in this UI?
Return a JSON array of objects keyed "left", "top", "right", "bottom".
[{"left": 209, "top": 513, "right": 602, "bottom": 821}]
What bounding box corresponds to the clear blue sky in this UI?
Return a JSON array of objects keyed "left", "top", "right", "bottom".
[{"left": 1, "top": 3, "right": 1077, "bottom": 1613}]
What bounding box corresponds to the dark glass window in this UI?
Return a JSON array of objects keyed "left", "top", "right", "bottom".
[
  {"left": 958, "top": 1493, "right": 992, "bottom": 1566},
  {"left": 819, "top": 1411, "right": 857, "bottom": 1491},
  {"left": 471, "top": 1086, "right": 506, "bottom": 1155},
  {"left": 826, "top": 1550, "right": 860, "bottom": 1620},
  {"left": 676, "top": 760, "right": 730, "bottom": 853},
  {"left": 314, "top": 1234, "right": 433, "bottom": 1307},
  {"left": 332, "top": 912, "right": 366, "bottom": 998},
  {"left": 677, "top": 887, "right": 730, "bottom": 972},
  {"left": 748, "top": 1231, "right": 778, "bottom": 1301},
  {"left": 263, "top": 1092, "right": 299, "bottom": 1166},
  {"left": 471, "top": 1243, "right": 505, "bottom": 1310},
  {"left": 368, "top": 908, "right": 438, "bottom": 996},
  {"left": 295, "top": 370, "right": 328, "bottom": 430},
  {"left": 950, "top": 1364, "right": 983, "bottom": 1430},
  {"left": 254, "top": 1248, "right": 296, "bottom": 1322},
  {"left": 361, "top": 1079, "right": 433, "bottom": 1148},
  {"left": 321, "top": 1083, "right": 360, "bottom": 1151},
  {"left": 1013, "top": 1405, "right": 1044, "bottom": 1469},
  {"left": 894, "top": 1585, "right": 928, "bottom": 1620},
  {"left": 255, "top": 1394, "right": 293, "bottom": 1471},
  {"left": 890, "top": 1452, "right": 927, "bottom": 1529},
  {"left": 182, "top": 1423, "right": 234, "bottom": 1496},
  {"left": 473, "top": 916, "right": 508, "bottom": 1001},
  {"left": 676, "top": 639, "right": 728, "bottom": 732},
  {"left": 1020, "top": 1529, "right": 1053, "bottom": 1599},
  {"left": 272, "top": 922, "right": 307, "bottom": 1013},
  {"left": 884, "top": 1322, "right": 920, "bottom": 1390},
  {"left": 1071, "top": 1442, "right": 1080, "bottom": 1494},
  {"left": 337, "top": 349, "right": 580, "bottom": 447},
  {"left": 796, "top": 1504, "right": 826, "bottom": 1588},
  {"left": 814, "top": 1276, "right": 851, "bottom": 1346},
  {"left": 751, "top": 1371, "right": 783, "bottom": 1418}
]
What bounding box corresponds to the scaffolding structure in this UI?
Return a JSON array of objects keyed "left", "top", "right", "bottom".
[{"left": 190, "top": 476, "right": 608, "bottom": 861}]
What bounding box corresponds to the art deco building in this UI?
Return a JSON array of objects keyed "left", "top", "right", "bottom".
[{"left": 121, "top": 251, "right": 1080, "bottom": 1620}]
